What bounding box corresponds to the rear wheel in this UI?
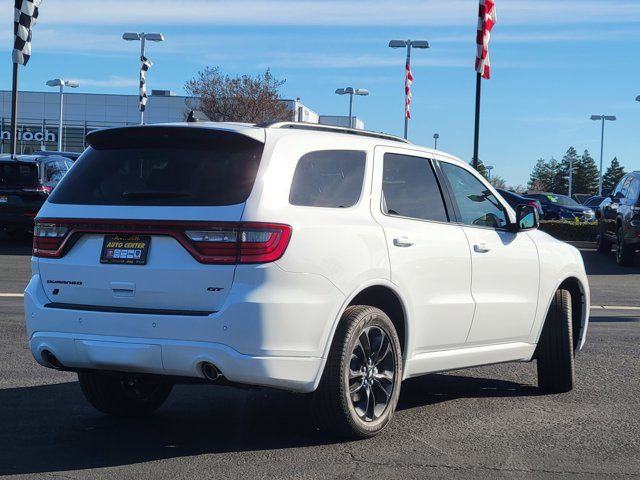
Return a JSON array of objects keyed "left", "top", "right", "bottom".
[
  {"left": 537, "top": 289, "right": 575, "bottom": 393},
  {"left": 616, "top": 226, "right": 634, "bottom": 266},
  {"left": 78, "top": 372, "right": 173, "bottom": 417},
  {"left": 596, "top": 226, "right": 612, "bottom": 253},
  {"left": 313, "top": 306, "right": 402, "bottom": 439}
]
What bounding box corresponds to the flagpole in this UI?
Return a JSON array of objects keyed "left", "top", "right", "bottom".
[
  {"left": 9, "top": 63, "right": 19, "bottom": 160},
  {"left": 472, "top": 71, "right": 481, "bottom": 171}
]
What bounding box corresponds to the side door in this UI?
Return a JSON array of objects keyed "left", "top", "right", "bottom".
[
  {"left": 437, "top": 159, "right": 540, "bottom": 345},
  {"left": 602, "top": 176, "right": 630, "bottom": 240},
  {"left": 371, "top": 147, "right": 475, "bottom": 354}
]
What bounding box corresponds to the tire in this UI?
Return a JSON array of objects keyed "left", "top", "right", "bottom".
[
  {"left": 537, "top": 289, "right": 575, "bottom": 393},
  {"left": 596, "top": 226, "right": 612, "bottom": 253},
  {"left": 78, "top": 372, "right": 173, "bottom": 417},
  {"left": 616, "top": 226, "right": 634, "bottom": 267},
  {"left": 312, "top": 306, "right": 402, "bottom": 439}
]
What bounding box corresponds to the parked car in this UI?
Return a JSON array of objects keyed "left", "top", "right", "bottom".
[
  {"left": 582, "top": 196, "right": 606, "bottom": 216},
  {"left": 34, "top": 150, "right": 82, "bottom": 161},
  {"left": 496, "top": 189, "right": 543, "bottom": 218},
  {"left": 0, "top": 154, "right": 74, "bottom": 236},
  {"left": 596, "top": 171, "right": 640, "bottom": 266},
  {"left": 25, "top": 121, "right": 590, "bottom": 438},
  {"left": 526, "top": 193, "right": 596, "bottom": 221}
]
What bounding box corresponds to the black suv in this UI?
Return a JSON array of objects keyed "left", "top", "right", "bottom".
[
  {"left": 0, "top": 154, "right": 74, "bottom": 236},
  {"left": 596, "top": 171, "right": 640, "bottom": 266}
]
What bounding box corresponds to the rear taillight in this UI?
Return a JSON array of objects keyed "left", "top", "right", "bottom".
[
  {"left": 32, "top": 219, "right": 292, "bottom": 264},
  {"left": 33, "top": 222, "right": 69, "bottom": 257},
  {"left": 185, "top": 223, "right": 292, "bottom": 264},
  {"left": 23, "top": 185, "right": 52, "bottom": 195}
]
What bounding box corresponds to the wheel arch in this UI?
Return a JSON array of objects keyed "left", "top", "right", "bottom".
[
  {"left": 314, "top": 280, "right": 411, "bottom": 390},
  {"left": 536, "top": 275, "right": 588, "bottom": 352}
]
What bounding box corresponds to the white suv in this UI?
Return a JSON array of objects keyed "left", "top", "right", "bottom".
[{"left": 25, "top": 121, "right": 590, "bottom": 438}]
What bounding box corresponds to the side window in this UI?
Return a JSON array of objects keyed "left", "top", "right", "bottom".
[
  {"left": 289, "top": 150, "right": 366, "bottom": 208},
  {"left": 43, "top": 159, "right": 70, "bottom": 184},
  {"left": 382, "top": 153, "right": 448, "bottom": 222},
  {"left": 627, "top": 179, "right": 640, "bottom": 202},
  {"left": 440, "top": 162, "right": 508, "bottom": 229},
  {"left": 614, "top": 176, "right": 630, "bottom": 197}
]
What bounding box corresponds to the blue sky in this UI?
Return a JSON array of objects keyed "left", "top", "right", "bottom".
[{"left": 2, "top": 0, "right": 640, "bottom": 187}]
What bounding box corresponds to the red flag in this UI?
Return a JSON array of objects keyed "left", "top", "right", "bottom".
[
  {"left": 476, "top": 0, "right": 497, "bottom": 79},
  {"left": 405, "top": 60, "right": 413, "bottom": 119}
]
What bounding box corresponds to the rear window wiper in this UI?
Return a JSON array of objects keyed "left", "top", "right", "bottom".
[{"left": 122, "top": 190, "right": 192, "bottom": 199}]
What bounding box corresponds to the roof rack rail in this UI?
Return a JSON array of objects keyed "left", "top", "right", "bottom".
[{"left": 262, "top": 122, "right": 410, "bottom": 144}]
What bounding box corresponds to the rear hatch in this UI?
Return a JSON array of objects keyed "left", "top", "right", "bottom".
[
  {"left": 34, "top": 125, "right": 278, "bottom": 314},
  {"left": 0, "top": 160, "right": 47, "bottom": 221}
]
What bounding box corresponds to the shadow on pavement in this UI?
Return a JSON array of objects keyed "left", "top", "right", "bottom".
[
  {"left": 589, "top": 314, "right": 640, "bottom": 323},
  {"left": 580, "top": 249, "right": 640, "bottom": 275},
  {"left": 0, "top": 232, "right": 32, "bottom": 256},
  {"left": 0, "top": 372, "right": 539, "bottom": 475}
]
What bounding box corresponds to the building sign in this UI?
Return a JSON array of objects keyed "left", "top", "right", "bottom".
[{"left": 0, "top": 128, "right": 57, "bottom": 142}]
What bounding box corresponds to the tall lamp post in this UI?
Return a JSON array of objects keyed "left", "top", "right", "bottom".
[
  {"left": 46, "top": 78, "right": 79, "bottom": 152},
  {"left": 433, "top": 133, "right": 439, "bottom": 149},
  {"left": 122, "top": 32, "right": 164, "bottom": 124},
  {"left": 335, "top": 87, "right": 369, "bottom": 128},
  {"left": 388, "top": 39, "right": 429, "bottom": 139},
  {"left": 590, "top": 115, "right": 616, "bottom": 196}
]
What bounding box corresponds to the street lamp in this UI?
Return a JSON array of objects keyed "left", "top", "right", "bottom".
[
  {"left": 335, "top": 87, "right": 369, "bottom": 128},
  {"left": 46, "top": 78, "right": 79, "bottom": 151},
  {"left": 388, "top": 39, "right": 429, "bottom": 139},
  {"left": 486, "top": 165, "right": 494, "bottom": 180},
  {"left": 433, "top": 133, "right": 439, "bottom": 149},
  {"left": 590, "top": 115, "right": 617, "bottom": 196},
  {"left": 122, "top": 32, "right": 164, "bottom": 124}
]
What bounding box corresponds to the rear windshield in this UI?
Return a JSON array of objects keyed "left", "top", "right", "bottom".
[
  {"left": 0, "top": 162, "right": 38, "bottom": 187},
  {"left": 49, "top": 127, "right": 264, "bottom": 206}
]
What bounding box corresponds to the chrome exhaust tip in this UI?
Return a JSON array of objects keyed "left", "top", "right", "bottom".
[
  {"left": 201, "top": 362, "right": 222, "bottom": 382},
  {"left": 42, "top": 350, "right": 63, "bottom": 370}
]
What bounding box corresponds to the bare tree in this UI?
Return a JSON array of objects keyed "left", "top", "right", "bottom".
[
  {"left": 185, "top": 67, "right": 291, "bottom": 124},
  {"left": 488, "top": 174, "right": 507, "bottom": 189}
]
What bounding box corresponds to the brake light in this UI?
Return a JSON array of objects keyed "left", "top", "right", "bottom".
[
  {"left": 185, "top": 223, "right": 292, "bottom": 264},
  {"left": 23, "top": 185, "right": 52, "bottom": 195},
  {"left": 33, "top": 223, "right": 69, "bottom": 257}
]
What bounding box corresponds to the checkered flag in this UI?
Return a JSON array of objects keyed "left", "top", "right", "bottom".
[
  {"left": 139, "top": 55, "right": 152, "bottom": 112},
  {"left": 13, "top": 0, "right": 43, "bottom": 65}
]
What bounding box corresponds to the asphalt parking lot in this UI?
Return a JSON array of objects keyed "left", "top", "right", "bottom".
[{"left": 0, "top": 234, "right": 638, "bottom": 479}]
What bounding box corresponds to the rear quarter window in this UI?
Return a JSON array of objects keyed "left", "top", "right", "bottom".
[
  {"left": 289, "top": 150, "right": 366, "bottom": 208},
  {"left": 48, "top": 127, "right": 264, "bottom": 206}
]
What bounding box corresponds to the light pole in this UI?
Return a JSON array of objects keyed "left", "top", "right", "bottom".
[
  {"left": 590, "top": 115, "right": 616, "bottom": 196},
  {"left": 335, "top": 87, "right": 369, "bottom": 128},
  {"left": 486, "top": 165, "right": 494, "bottom": 181},
  {"left": 388, "top": 39, "right": 429, "bottom": 139},
  {"left": 123, "top": 32, "right": 164, "bottom": 124},
  {"left": 433, "top": 133, "right": 439, "bottom": 149},
  {"left": 46, "top": 78, "right": 79, "bottom": 151}
]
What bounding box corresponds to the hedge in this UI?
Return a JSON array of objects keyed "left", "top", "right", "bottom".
[{"left": 538, "top": 220, "right": 598, "bottom": 242}]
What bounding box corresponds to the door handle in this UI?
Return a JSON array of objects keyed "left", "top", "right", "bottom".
[
  {"left": 393, "top": 236, "right": 414, "bottom": 247},
  {"left": 473, "top": 243, "right": 491, "bottom": 253}
]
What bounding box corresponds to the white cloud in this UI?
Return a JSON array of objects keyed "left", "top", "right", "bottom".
[{"left": 73, "top": 76, "right": 139, "bottom": 88}]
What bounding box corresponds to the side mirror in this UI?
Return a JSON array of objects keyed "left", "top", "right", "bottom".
[{"left": 514, "top": 204, "right": 539, "bottom": 231}]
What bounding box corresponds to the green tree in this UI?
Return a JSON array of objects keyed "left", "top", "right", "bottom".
[
  {"left": 602, "top": 157, "right": 626, "bottom": 192},
  {"left": 528, "top": 158, "right": 553, "bottom": 191},
  {"left": 573, "top": 149, "right": 599, "bottom": 195},
  {"left": 548, "top": 157, "right": 568, "bottom": 193},
  {"left": 470, "top": 158, "right": 488, "bottom": 178}
]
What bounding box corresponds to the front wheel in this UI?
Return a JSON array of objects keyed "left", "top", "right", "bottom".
[
  {"left": 78, "top": 372, "right": 173, "bottom": 417},
  {"left": 313, "top": 306, "right": 402, "bottom": 439},
  {"left": 616, "top": 226, "right": 635, "bottom": 266},
  {"left": 537, "top": 289, "right": 575, "bottom": 393},
  {"left": 596, "top": 226, "right": 612, "bottom": 253}
]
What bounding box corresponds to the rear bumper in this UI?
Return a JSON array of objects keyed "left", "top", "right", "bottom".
[
  {"left": 25, "top": 265, "right": 345, "bottom": 393},
  {"left": 29, "top": 332, "right": 323, "bottom": 392}
]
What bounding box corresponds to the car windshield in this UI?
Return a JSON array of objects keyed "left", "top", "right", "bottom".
[{"left": 544, "top": 194, "right": 579, "bottom": 207}]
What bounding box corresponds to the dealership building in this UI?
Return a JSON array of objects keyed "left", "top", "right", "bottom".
[{"left": 0, "top": 90, "right": 363, "bottom": 154}]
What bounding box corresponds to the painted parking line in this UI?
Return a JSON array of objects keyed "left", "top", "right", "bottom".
[
  {"left": 591, "top": 305, "right": 640, "bottom": 311},
  {"left": 0, "top": 293, "right": 24, "bottom": 298}
]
